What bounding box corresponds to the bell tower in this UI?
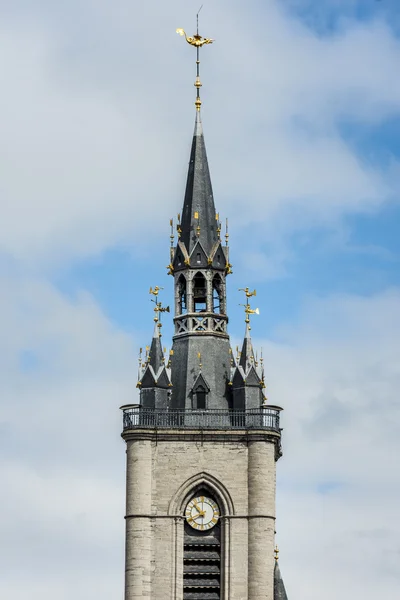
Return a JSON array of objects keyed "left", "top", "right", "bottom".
[{"left": 120, "top": 20, "right": 288, "bottom": 600}]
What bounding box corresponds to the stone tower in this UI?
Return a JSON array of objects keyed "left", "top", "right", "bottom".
[{"left": 120, "top": 24, "right": 288, "bottom": 600}]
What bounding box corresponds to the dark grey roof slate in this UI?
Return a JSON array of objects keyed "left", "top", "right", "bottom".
[
  {"left": 148, "top": 323, "right": 164, "bottom": 373},
  {"left": 180, "top": 112, "right": 218, "bottom": 256},
  {"left": 274, "top": 560, "right": 288, "bottom": 600}
]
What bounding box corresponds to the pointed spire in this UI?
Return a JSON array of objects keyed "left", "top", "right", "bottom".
[
  {"left": 274, "top": 552, "right": 289, "bottom": 600},
  {"left": 239, "top": 323, "right": 256, "bottom": 372},
  {"left": 180, "top": 111, "right": 218, "bottom": 255},
  {"left": 148, "top": 322, "right": 164, "bottom": 372}
]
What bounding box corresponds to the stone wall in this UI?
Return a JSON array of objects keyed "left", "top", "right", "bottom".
[{"left": 123, "top": 431, "right": 278, "bottom": 600}]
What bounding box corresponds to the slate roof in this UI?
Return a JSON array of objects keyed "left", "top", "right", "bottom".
[
  {"left": 180, "top": 111, "right": 218, "bottom": 256},
  {"left": 274, "top": 560, "right": 289, "bottom": 600},
  {"left": 148, "top": 322, "right": 164, "bottom": 372}
]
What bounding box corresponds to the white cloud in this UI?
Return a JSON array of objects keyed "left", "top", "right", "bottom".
[
  {"left": 0, "top": 1, "right": 399, "bottom": 268},
  {"left": 1, "top": 274, "right": 399, "bottom": 598},
  {"left": 256, "top": 289, "right": 400, "bottom": 598},
  {"left": 0, "top": 2, "right": 399, "bottom": 598},
  {"left": 0, "top": 275, "right": 135, "bottom": 599}
]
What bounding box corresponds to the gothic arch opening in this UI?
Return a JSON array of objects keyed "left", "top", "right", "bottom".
[
  {"left": 178, "top": 274, "right": 187, "bottom": 314},
  {"left": 193, "top": 272, "right": 207, "bottom": 313},
  {"left": 169, "top": 473, "right": 235, "bottom": 600},
  {"left": 212, "top": 274, "right": 223, "bottom": 314}
]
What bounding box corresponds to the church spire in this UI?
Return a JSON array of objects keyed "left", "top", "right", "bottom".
[
  {"left": 180, "top": 111, "right": 218, "bottom": 255},
  {"left": 176, "top": 19, "right": 216, "bottom": 256}
]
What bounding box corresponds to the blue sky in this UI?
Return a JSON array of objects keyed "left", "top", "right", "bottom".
[{"left": 1, "top": 1, "right": 400, "bottom": 599}]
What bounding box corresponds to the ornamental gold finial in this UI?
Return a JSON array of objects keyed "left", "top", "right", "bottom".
[
  {"left": 274, "top": 545, "right": 279, "bottom": 561},
  {"left": 176, "top": 7, "right": 214, "bottom": 111}
]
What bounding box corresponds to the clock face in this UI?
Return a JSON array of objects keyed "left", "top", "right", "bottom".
[{"left": 185, "top": 495, "right": 220, "bottom": 531}]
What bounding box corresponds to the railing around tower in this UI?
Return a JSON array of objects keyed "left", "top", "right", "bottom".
[{"left": 120, "top": 406, "right": 282, "bottom": 433}]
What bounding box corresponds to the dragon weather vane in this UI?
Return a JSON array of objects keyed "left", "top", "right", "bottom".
[{"left": 177, "top": 6, "right": 214, "bottom": 111}]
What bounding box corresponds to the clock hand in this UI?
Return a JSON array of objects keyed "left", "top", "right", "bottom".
[{"left": 193, "top": 502, "right": 206, "bottom": 517}]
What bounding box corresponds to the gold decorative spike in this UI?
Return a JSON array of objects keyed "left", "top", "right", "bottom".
[
  {"left": 195, "top": 211, "right": 201, "bottom": 237},
  {"left": 225, "top": 218, "right": 229, "bottom": 246},
  {"left": 177, "top": 213, "right": 182, "bottom": 238},
  {"left": 176, "top": 9, "right": 214, "bottom": 111},
  {"left": 198, "top": 351, "right": 202, "bottom": 370},
  {"left": 170, "top": 218, "right": 175, "bottom": 260},
  {"left": 137, "top": 348, "right": 143, "bottom": 383},
  {"left": 274, "top": 546, "right": 279, "bottom": 561}
]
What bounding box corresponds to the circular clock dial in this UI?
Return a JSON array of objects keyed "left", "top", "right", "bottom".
[{"left": 185, "top": 495, "right": 220, "bottom": 531}]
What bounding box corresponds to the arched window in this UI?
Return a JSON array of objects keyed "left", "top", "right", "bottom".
[
  {"left": 178, "top": 275, "right": 187, "bottom": 314},
  {"left": 183, "top": 490, "right": 221, "bottom": 599},
  {"left": 212, "top": 274, "right": 223, "bottom": 314},
  {"left": 193, "top": 272, "right": 207, "bottom": 313}
]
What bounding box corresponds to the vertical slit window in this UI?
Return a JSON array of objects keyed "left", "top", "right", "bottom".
[{"left": 178, "top": 275, "right": 187, "bottom": 314}]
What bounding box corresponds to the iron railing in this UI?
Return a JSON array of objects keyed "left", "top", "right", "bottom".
[{"left": 122, "top": 407, "right": 281, "bottom": 432}]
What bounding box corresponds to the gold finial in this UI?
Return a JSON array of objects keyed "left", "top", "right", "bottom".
[
  {"left": 235, "top": 345, "right": 241, "bottom": 363},
  {"left": 197, "top": 351, "right": 202, "bottom": 370},
  {"left": 274, "top": 546, "right": 279, "bottom": 561},
  {"left": 225, "top": 218, "right": 229, "bottom": 246},
  {"left": 170, "top": 218, "right": 175, "bottom": 260},
  {"left": 176, "top": 7, "right": 214, "bottom": 111},
  {"left": 216, "top": 213, "right": 221, "bottom": 239},
  {"left": 260, "top": 348, "right": 266, "bottom": 389},
  {"left": 195, "top": 211, "right": 201, "bottom": 237},
  {"left": 177, "top": 213, "right": 182, "bottom": 238},
  {"left": 137, "top": 347, "right": 143, "bottom": 382}
]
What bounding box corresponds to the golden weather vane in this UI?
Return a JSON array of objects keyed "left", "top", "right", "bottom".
[
  {"left": 239, "top": 287, "right": 257, "bottom": 299},
  {"left": 176, "top": 6, "right": 214, "bottom": 111},
  {"left": 149, "top": 287, "right": 170, "bottom": 329},
  {"left": 239, "top": 287, "right": 260, "bottom": 326}
]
